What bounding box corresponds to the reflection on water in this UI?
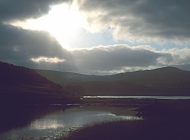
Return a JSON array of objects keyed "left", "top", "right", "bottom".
[{"left": 0, "top": 105, "right": 142, "bottom": 140}]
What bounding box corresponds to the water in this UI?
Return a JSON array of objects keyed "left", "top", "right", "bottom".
[
  {"left": 83, "top": 96, "right": 190, "bottom": 100},
  {"left": 0, "top": 105, "right": 142, "bottom": 140}
]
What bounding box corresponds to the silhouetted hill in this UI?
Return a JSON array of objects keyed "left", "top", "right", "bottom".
[
  {"left": 1, "top": 62, "right": 56, "bottom": 85},
  {"left": 0, "top": 61, "right": 77, "bottom": 104},
  {"left": 35, "top": 67, "right": 190, "bottom": 96},
  {"left": 108, "top": 67, "right": 190, "bottom": 84}
]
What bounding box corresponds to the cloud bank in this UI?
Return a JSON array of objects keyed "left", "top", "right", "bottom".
[
  {"left": 64, "top": 46, "right": 190, "bottom": 74},
  {"left": 1, "top": 21, "right": 190, "bottom": 74},
  {"left": 0, "top": 0, "right": 68, "bottom": 22},
  {"left": 78, "top": 0, "right": 190, "bottom": 43},
  {"left": 70, "top": 45, "right": 190, "bottom": 74}
]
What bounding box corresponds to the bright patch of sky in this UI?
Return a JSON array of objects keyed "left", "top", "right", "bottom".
[{"left": 67, "top": 27, "right": 190, "bottom": 50}]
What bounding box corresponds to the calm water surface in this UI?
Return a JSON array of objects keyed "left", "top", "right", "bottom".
[
  {"left": 0, "top": 105, "right": 142, "bottom": 140},
  {"left": 83, "top": 96, "right": 190, "bottom": 100}
]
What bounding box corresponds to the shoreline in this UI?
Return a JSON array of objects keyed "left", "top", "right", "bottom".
[
  {"left": 59, "top": 99, "right": 190, "bottom": 140},
  {"left": 1, "top": 99, "right": 190, "bottom": 140}
]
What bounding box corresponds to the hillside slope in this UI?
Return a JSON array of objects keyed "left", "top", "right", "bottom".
[
  {"left": 35, "top": 69, "right": 102, "bottom": 84},
  {"left": 0, "top": 61, "right": 76, "bottom": 104}
]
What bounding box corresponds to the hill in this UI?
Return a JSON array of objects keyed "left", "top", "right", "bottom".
[
  {"left": 35, "top": 70, "right": 99, "bottom": 84},
  {"left": 35, "top": 67, "right": 190, "bottom": 96},
  {"left": 0, "top": 61, "right": 76, "bottom": 105}
]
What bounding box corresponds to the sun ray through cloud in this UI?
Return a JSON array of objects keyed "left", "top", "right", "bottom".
[{"left": 5, "top": 1, "right": 86, "bottom": 50}]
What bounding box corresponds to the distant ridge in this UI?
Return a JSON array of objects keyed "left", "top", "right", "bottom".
[
  {"left": 108, "top": 66, "right": 189, "bottom": 84},
  {"left": 35, "top": 67, "right": 190, "bottom": 96},
  {"left": 35, "top": 69, "right": 101, "bottom": 84},
  {"left": 35, "top": 67, "right": 190, "bottom": 85}
]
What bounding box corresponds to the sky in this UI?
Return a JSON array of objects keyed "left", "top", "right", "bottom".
[{"left": 1, "top": 0, "right": 190, "bottom": 75}]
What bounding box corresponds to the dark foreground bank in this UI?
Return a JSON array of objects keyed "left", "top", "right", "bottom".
[
  {"left": 60, "top": 99, "right": 190, "bottom": 140},
  {"left": 61, "top": 119, "right": 190, "bottom": 140}
]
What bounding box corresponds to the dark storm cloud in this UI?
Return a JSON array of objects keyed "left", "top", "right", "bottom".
[
  {"left": 0, "top": 0, "right": 81, "bottom": 73},
  {"left": 69, "top": 45, "right": 190, "bottom": 74},
  {"left": 78, "top": 0, "right": 190, "bottom": 41},
  {"left": 0, "top": 23, "right": 71, "bottom": 63},
  {"left": 72, "top": 45, "right": 161, "bottom": 71},
  {"left": 0, "top": 0, "right": 70, "bottom": 22},
  {"left": 0, "top": 0, "right": 78, "bottom": 70}
]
